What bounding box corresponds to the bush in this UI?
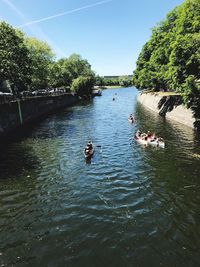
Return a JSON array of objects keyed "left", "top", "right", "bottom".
[{"left": 71, "top": 76, "right": 94, "bottom": 97}]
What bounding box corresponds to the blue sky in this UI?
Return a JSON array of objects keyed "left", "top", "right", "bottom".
[{"left": 0, "top": 0, "right": 184, "bottom": 76}]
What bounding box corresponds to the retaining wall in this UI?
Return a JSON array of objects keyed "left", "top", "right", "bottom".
[
  {"left": 138, "top": 93, "right": 195, "bottom": 128},
  {"left": 0, "top": 94, "right": 77, "bottom": 138}
]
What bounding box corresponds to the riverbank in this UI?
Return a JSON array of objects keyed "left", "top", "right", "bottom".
[
  {"left": 138, "top": 92, "right": 195, "bottom": 128},
  {"left": 0, "top": 93, "right": 78, "bottom": 139}
]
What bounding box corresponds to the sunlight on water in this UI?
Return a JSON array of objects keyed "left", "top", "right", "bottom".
[{"left": 0, "top": 87, "right": 200, "bottom": 266}]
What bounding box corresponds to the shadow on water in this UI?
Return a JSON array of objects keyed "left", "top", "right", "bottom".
[
  {"left": 0, "top": 142, "right": 40, "bottom": 181},
  {"left": 135, "top": 101, "right": 198, "bottom": 150},
  {"left": 0, "top": 99, "right": 94, "bottom": 182},
  {"left": 135, "top": 102, "right": 200, "bottom": 186},
  {"left": 133, "top": 102, "right": 200, "bottom": 266},
  {"left": 1, "top": 98, "right": 93, "bottom": 143}
]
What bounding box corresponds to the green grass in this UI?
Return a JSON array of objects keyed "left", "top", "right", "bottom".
[
  {"left": 103, "top": 85, "right": 123, "bottom": 89},
  {"left": 155, "top": 91, "right": 181, "bottom": 96},
  {"left": 141, "top": 90, "right": 181, "bottom": 96}
]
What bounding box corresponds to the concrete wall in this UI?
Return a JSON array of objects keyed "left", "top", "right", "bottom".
[
  {"left": 0, "top": 93, "right": 77, "bottom": 138},
  {"left": 138, "top": 93, "right": 195, "bottom": 128}
]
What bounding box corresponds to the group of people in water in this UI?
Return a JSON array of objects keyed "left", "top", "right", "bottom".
[
  {"left": 127, "top": 113, "right": 164, "bottom": 143},
  {"left": 84, "top": 113, "right": 164, "bottom": 160},
  {"left": 135, "top": 129, "right": 164, "bottom": 143}
]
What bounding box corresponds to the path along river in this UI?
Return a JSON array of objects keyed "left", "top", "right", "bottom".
[{"left": 0, "top": 87, "right": 200, "bottom": 267}]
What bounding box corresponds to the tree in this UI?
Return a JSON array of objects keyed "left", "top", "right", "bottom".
[
  {"left": 119, "top": 75, "right": 132, "bottom": 87},
  {"left": 66, "top": 54, "right": 95, "bottom": 81},
  {"left": 133, "top": 0, "right": 200, "bottom": 92},
  {"left": 48, "top": 54, "right": 95, "bottom": 89},
  {"left": 132, "top": 0, "right": 200, "bottom": 128},
  {"left": 25, "top": 37, "right": 54, "bottom": 90},
  {"left": 95, "top": 75, "right": 105, "bottom": 86},
  {"left": 71, "top": 76, "right": 95, "bottom": 97},
  {"left": 49, "top": 59, "right": 71, "bottom": 88},
  {"left": 0, "top": 21, "right": 31, "bottom": 93},
  {"left": 182, "top": 76, "right": 200, "bottom": 130},
  {"left": 0, "top": 22, "right": 96, "bottom": 94}
]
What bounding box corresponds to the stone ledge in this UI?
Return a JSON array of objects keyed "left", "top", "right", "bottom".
[{"left": 138, "top": 93, "right": 195, "bottom": 128}]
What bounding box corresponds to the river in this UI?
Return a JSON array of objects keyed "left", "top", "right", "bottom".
[{"left": 0, "top": 87, "right": 200, "bottom": 266}]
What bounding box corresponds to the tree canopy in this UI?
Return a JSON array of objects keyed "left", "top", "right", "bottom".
[
  {"left": 48, "top": 54, "right": 95, "bottom": 90},
  {"left": 132, "top": 0, "right": 200, "bottom": 129},
  {"left": 0, "top": 22, "right": 31, "bottom": 93},
  {"left": 0, "top": 22, "right": 95, "bottom": 96},
  {"left": 71, "top": 75, "right": 95, "bottom": 97},
  {"left": 25, "top": 37, "right": 54, "bottom": 90},
  {"left": 133, "top": 0, "right": 200, "bottom": 93}
]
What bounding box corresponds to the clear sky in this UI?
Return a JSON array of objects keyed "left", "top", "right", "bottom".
[{"left": 0, "top": 0, "right": 184, "bottom": 76}]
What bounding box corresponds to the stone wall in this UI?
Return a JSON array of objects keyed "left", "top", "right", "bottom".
[
  {"left": 138, "top": 93, "right": 195, "bottom": 128},
  {"left": 0, "top": 94, "right": 77, "bottom": 138}
]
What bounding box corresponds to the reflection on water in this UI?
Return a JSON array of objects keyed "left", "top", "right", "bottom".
[{"left": 0, "top": 87, "right": 200, "bottom": 267}]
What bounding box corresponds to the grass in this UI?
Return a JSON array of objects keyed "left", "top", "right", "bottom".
[
  {"left": 103, "top": 85, "right": 123, "bottom": 89},
  {"left": 141, "top": 89, "right": 181, "bottom": 96},
  {"left": 155, "top": 91, "right": 181, "bottom": 96}
]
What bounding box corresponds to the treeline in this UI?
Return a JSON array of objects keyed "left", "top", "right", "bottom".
[
  {"left": 132, "top": 0, "right": 200, "bottom": 127},
  {"left": 0, "top": 22, "right": 95, "bottom": 97},
  {"left": 96, "top": 75, "right": 132, "bottom": 87}
]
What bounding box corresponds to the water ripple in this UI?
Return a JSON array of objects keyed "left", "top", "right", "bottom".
[{"left": 0, "top": 88, "right": 200, "bottom": 266}]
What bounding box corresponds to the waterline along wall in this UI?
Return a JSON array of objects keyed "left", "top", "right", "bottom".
[
  {"left": 0, "top": 94, "right": 78, "bottom": 138},
  {"left": 138, "top": 93, "right": 195, "bottom": 128}
]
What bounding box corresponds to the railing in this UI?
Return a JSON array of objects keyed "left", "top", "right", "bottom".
[{"left": 0, "top": 89, "right": 72, "bottom": 105}]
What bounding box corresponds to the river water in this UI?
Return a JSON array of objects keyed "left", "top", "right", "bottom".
[{"left": 0, "top": 87, "right": 200, "bottom": 267}]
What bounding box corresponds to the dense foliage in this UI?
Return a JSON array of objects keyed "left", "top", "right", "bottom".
[
  {"left": 25, "top": 37, "right": 54, "bottom": 90},
  {"left": 0, "top": 21, "right": 132, "bottom": 97},
  {"left": 71, "top": 76, "right": 95, "bottom": 97},
  {"left": 0, "top": 22, "right": 95, "bottom": 96},
  {"left": 95, "top": 75, "right": 132, "bottom": 87},
  {"left": 49, "top": 54, "right": 95, "bottom": 90},
  {"left": 132, "top": 0, "right": 200, "bottom": 128},
  {"left": 0, "top": 22, "right": 31, "bottom": 93}
]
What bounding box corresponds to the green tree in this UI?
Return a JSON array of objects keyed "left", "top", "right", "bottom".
[
  {"left": 119, "top": 75, "right": 132, "bottom": 87},
  {"left": 66, "top": 54, "right": 95, "bottom": 81},
  {"left": 49, "top": 58, "right": 71, "bottom": 88},
  {"left": 132, "top": 0, "right": 200, "bottom": 128},
  {"left": 95, "top": 75, "right": 105, "bottom": 86},
  {"left": 0, "top": 21, "right": 31, "bottom": 93},
  {"left": 49, "top": 54, "right": 95, "bottom": 89},
  {"left": 133, "top": 0, "right": 200, "bottom": 92},
  {"left": 71, "top": 76, "right": 95, "bottom": 97},
  {"left": 25, "top": 37, "right": 54, "bottom": 90}
]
